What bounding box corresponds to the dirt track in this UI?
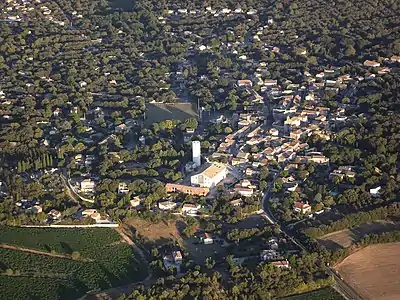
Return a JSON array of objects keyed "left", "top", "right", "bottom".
[
  {"left": 335, "top": 243, "right": 400, "bottom": 300},
  {"left": 0, "top": 243, "right": 93, "bottom": 262}
]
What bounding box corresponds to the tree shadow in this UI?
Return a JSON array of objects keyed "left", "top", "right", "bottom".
[
  {"left": 60, "top": 242, "right": 73, "bottom": 255},
  {"left": 43, "top": 244, "right": 52, "bottom": 252},
  {"left": 317, "top": 239, "right": 344, "bottom": 250}
]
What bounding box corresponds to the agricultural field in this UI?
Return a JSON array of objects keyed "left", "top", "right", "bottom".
[
  {"left": 0, "top": 277, "right": 80, "bottom": 300},
  {"left": 283, "top": 287, "right": 343, "bottom": 300},
  {"left": 0, "top": 227, "right": 147, "bottom": 300},
  {"left": 335, "top": 243, "right": 400, "bottom": 300},
  {"left": 318, "top": 220, "right": 400, "bottom": 249}
]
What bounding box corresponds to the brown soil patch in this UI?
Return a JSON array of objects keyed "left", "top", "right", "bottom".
[
  {"left": 335, "top": 243, "right": 400, "bottom": 300},
  {"left": 318, "top": 220, "right": 400, "bottom": 249},
  {"left": 126, "top": 219, "right": 183, "bottom": 245}
]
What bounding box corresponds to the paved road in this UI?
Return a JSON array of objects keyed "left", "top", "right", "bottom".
[{"left": 260, "top": 172, "right": 362, "bottom": 300}]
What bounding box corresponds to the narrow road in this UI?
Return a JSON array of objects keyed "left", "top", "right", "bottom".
[{"left": 60, "top": 174, "right": 81, "bottom": 204}]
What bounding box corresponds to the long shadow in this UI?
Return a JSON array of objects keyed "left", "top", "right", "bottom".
[
  {"left": 60, "top": 242, "right": 73, "bottom": 255},
  {"left": 318, "top": 239, "right": 345, "bottom": 250},
  {"left": 108, "top": 0, "right": 135, "bottom": 11},
  {"left": 145, "top": 103, "right": 198, "bottom": 126},
  {"left": 0, "top": 260, "right": 7, "bottom": 270}
]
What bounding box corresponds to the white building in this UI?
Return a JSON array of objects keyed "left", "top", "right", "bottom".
[
  {"left": 182, "top": 203, "right": 201, "bottom": 214},
  {"left": 80, "top": 179, "right": 95, "bottom": 193},
  {"left": 158, "top": 201, "right": 177, "bottom": 211},
  {"left": 201, "top": 232, "right": 214, "bottom": 244},
  {"left": 192, "top": 141, "right": 201, "bottom": 167},
  {"left": 172, "top": 250, "right": 183, "bottom": 263},
  {"left": 118, "top": 182, "right": 129, "bottom": 194},
  {"left": 370, "top": 186, "right": 382, "bottom": 197},
  {"left": 191, "top": 163, "right": 227, "bottom": 188},
  {"left": 130, "top": 197, "right": 142, "bottom": 207}
]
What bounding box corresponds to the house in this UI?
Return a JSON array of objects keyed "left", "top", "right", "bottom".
[
  {"left": 268, "top": 237, "right": 279, "bottom": 250},
  {"left": 230, "top": 199, "right": 243, "bottom": 207},
  {"left": 363, "top": 60, "right": 380, "bottom": 67},
  {"left": 285, "top": 182, "right": 298, "bottom": 192},
  {"left": 370, "top": 186, "right": 382, "bottom": 197},
  {"left": 82, "top": 209, "right": 97, "bottom": 216},
  {"left": 200, "top": 232, "right": 214, "bottom": 244},
  {"left": 245, "top": 168, "right": 254, "bottom": 177},
  {"left": 271, "top": 260, "right": 290, "bottom": 269},
  {"left": 272, "top": 47, "right": 280, "bottom": 53},
  {"left": 118, "top": 182, "right": 129, "bottom": 194},
  {"left": 158, "top": 201, "right": 177, "bottom": 211},
  {"left": 29, "top": 205, "right": 43, "bottom": 214},
  {"left": 297, "top": 155, "right": 329, "bottom": 165},
  {"left": 115, "top": 123, "right": 127, "bottom": 133},
  {"left": 234, "top": 187, "right": 254, "bottom": 197},
  {"left": 191, "top": 163, "right": 227, "bottom": 188},
  {"left": 172, "top": 250, "right": 183, "bottom": 263},
  {"left": 378, "top": 67, "right": 390, "bottom": 74},
  {"left": 182, "top": 203, "right": 201, "bottom": 214},
  {"left": 90, "top": 213, "right": 102, "bottom": 222},
  {"left": 270, "top": 128, "right": 279, "bottom": 136},
  {"left": 390, "top": 55, "right": 400, "bottom": 63},
  {"left": 129, "top": 197, "right": 142, "bottom": 207},
  {"left": 293, "top": 201, "right": 311, "bottom": 214},
  {"left": 80, "top": 179, "right": 95, "bottom": 193},
  {"left": 264, "top": 79, "right": 278, "bottom": 87},
  {"left": 237, "top": 79, "right": 253, "bottom": 87},
  {"left": 53, "top": 108, "right": 61, "bottom": 117},
  {"left": 260, "top": 250, "right": 279, "bottom": 261},
  {"left": 48, "top": 209, "right": 61, "bottom": 220}
]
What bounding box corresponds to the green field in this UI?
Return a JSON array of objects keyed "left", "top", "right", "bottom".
[
  {"left": 283, "top": 287, "right": 344, "bottom": 300},
  {"left": 0, "top": 227, "right": 147, "bottom": 300}
]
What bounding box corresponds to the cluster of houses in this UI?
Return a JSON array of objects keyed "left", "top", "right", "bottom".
[
  {"left": 1, "top": 0, "right": 71, "bottom": 26},
  {"left": 14, "top": 198, "right": 60, "bottom": 221},
  {"left": 329, "top": 166, "right": 356, "bottom": 182},
  {"left": 259, "top": 237, "right": 290, "bottom": 268},
  {"left": 162, "top": 6, "right": 258, "bottom": 17}
]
